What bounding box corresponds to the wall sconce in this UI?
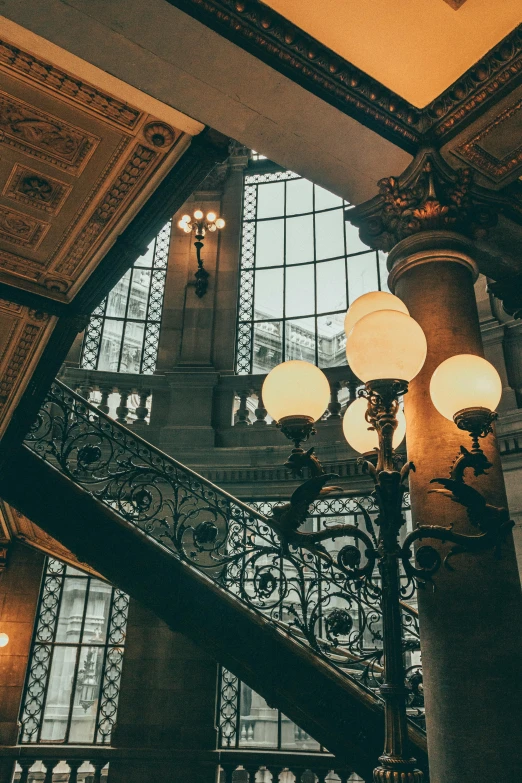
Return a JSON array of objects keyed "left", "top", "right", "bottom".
[{"left": 178, "top": 210, "right": 225, "bottom": 298}]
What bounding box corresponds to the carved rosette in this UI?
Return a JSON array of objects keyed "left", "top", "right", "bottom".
[{"left": 346, "top": 149, "right": 501, "bottom": 252}]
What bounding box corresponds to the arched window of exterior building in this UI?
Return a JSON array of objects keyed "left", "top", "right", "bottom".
[
  {"left": 236, "top": 167, "right": 387, "bottom": 375},
  {"left": 80, "top": 221, "right": 171, "bottom": 375},
  {"left": 19, "top": 558, "right": 129, "bottom": 745}
]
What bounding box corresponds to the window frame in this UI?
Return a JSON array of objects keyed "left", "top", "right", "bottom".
[
  {"left": 19, "top": 558, "right": 129, "bottom": 746},
  {"left": 80, "top": 220, "right": 172, "bottom": 375},
  {"left": 235, "top": 165, "right": 387, "bottom": 375}
]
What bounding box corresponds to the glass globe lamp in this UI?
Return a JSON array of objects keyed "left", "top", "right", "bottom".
[
  {"left": 343, "top": 396, "right": 406, "bottom": 454},
  {"left": 262, "top": 360, "right": 330, "bottom": 447},
  {"left": 193, "top": 209, "right": 204, "bottom": 220},
  {"left": 430, "top": 354, "right": 502, "bottom": 441},
  {"left": 344, "top": 291, "right": 409, "bottom": 339},
  {"left": 0, "top": 633, "right": 9, "bottom": 648},
  {"left": 216, "top": 218, "right": 226, "bottom": 229},
  {"left": 345, "top": 309, "right": 427, "bottom": 385}
]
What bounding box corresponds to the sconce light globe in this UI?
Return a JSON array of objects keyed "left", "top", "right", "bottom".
[
  {"left": 342, "top": 396, "right": 406, "bottom": 454},
  {"left": 193, "top": 209, "right": 204, "bottom": 220},
  {"left": 346, "top": 309, "right": 427, "bottom": 384},
  {"left": 430, "top": 354, "right": 502, "bottom": 421},
  {"left": 206, "top": 211, "right": 217, "bottom": 222},
  {"left": 344, "top": 291, "right": 409, "bottom": 339},
  {"left": 262, "top": 360, "right": 331, "bottom": 424},
  {"left": 216, "top": 218, "right": 226, "bottom": 229},
  {"left": 0, "top": 633, "right": 9, "bottom": 648}
]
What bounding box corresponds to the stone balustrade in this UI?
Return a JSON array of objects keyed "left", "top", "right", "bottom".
[
  {"left": 218, "top": 751, "right": 364, "bottom": 783},
  {"left": 4, "top": 748, "right": 110, "bottom": 783}
]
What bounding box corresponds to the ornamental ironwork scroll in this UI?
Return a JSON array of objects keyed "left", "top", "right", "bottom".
[{"left": 24, "top": 380, "right": 424, "bottom": 731}]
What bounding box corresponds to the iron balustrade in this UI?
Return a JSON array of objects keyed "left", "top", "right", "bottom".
[{"left": 23, "top": 380, "right": 424, "bottom": 731}]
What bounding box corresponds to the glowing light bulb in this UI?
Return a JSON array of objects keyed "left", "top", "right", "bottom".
[
  {"left": 216, "top": 218, "right": 225, "bottom": 229},
  {"left": 0, "top": 633, "right": 9, "bottom": 648},
  {"left": 206, "top": 211, "right": 217, "bottom": 222},
  {"left": 262, "top": 360, "right": 331, "bottom": 423},
  {"left": 342, "top": 396, "right": 406, "bottom": 454},
  {"left": 194, "top": 209, "right": 204, "bottom": 220},
  {"left": 430, "top": 354, "right": 502, "bottom": 421},
  {"left": 178, "top": 218, "right": 188, "bottom": 230},
  {"left": 346, "top": 310, "right": 427, "bottom": 383},
  {"left": 344, "top": 291, "right": 409, "bottom": 338},
  {"left": 181, "top": 215, "right": 191, "bottom": 224}
]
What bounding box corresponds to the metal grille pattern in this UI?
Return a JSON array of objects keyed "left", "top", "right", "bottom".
[
  {"left": 236, "top": 170, "right": 387, "bottom": 374},
  {"left": 24, "top": 381, "right": 424, "bottom": 732},
  {"left": 80, "top": 221, "right": 171, "bottom": 375},
  {"left": 20, "top": 558, "right": 129, "bottom": 745}
]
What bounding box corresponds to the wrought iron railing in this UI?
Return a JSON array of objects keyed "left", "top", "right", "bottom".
[{"left": 23, "top": 380, "right": 424, "bottom": 731}]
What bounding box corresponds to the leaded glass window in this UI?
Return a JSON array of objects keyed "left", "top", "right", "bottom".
[
  {"left": 81, "top": 221, "right": 171, "bottom": 374},
  {"left": 236, "top": 170, "right": 387, "bottom": 374},
  {"left": 20, "top": 558, "right": 129, "bottom": 745}
]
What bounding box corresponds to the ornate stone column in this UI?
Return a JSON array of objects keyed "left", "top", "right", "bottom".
[{"left": 348, "top": 150, "right": 522, "bottom": 783}]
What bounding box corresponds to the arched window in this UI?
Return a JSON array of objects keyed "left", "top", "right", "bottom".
[
  {"left": 19, "top": 558, "right": 128, "bottom": 745},
  {"left": 236, "top": 169, "right": 387, "bottom": 375},
  {"left": 80, "top": 221, "right": 171, "bottom": 374}
]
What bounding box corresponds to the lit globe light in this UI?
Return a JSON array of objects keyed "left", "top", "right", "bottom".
[
  {"left": 346, "top": 310, "right": 427, "bottom": 384},
  {"left": 181, "top": 214, "right": 191, "bottom": 224},
  {"left": 183, "top": 224, "right": 192, "bottom": 234},
  {"left": 178, "top": 218, "right": 189, "bottom": 230},
  {"left": 0, "top": 633, "right": 9, "bottom": 648},
  {"left": 262, "top": 360, "right": 331, "bottom": 424},
  {"left": 344, "top": 291, "right": 409, "bottom": 339},
  {"left": 206, "top": 211, "right": 217, "bottom": 222},
  {"left": 342, "top": 397, "right": 407, "bottom": 454},
  {"left": 193, "top": 209, "right": 204, "bottom": 220},
  {"left": 430, "top": 354, "right": 502, "bottom": 422},
  {"left": 215, "top": 218, "right": 226, "bottom": 229}
]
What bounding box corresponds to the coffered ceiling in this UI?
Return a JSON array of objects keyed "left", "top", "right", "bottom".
[
  {"left": 0, "top": 36, "right": 201, "bottom": 303},
  {"left": 262, "top": 0, "right": 521, "bottom": 107}
]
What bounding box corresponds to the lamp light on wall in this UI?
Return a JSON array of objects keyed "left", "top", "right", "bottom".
[
  {"left": 0, "top": 633, "right": 9, "bottom": 648},
  {"left": 178, "top": 209, "right": 226, "bottom": 298}
]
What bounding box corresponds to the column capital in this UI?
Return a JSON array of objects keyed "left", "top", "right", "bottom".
[{"left": 346, "top": 148, "right": 502, "bottom": 252}]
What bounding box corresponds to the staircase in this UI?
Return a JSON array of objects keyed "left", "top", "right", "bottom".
[{"left": 0, "top": 381, "right": 428, "bottom": 781}]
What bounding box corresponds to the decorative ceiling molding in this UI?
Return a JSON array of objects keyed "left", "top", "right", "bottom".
[
  {"left": 453, "top": 97, "right": 522, "bottom": 184},
  {"left": 0, "top": 36, "right": 188, "bottom": 302},
  {"left": 164, "top": 1, "right": 522, "bottom": 153}
]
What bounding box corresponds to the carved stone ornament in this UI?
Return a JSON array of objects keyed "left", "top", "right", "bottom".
[{"left": 346, "top": 148, "right": 504, "bottom": 252}]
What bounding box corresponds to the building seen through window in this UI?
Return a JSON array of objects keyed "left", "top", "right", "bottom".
[
  {"left": 80, "top": 221, "right": 171, "bottom": 375},
  {"left": 236, "top": 169, "right": 388, "bottom": 375},
  {"left": 20, "top": 559, "right": 128, "bottom": 745}
]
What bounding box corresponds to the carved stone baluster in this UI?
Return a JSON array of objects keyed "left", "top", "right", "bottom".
[
  {"left": 78, "top": 385, "right": 93, "bottom": 403},
  {"left": 43, "top": 759, "right": 58, "bottom": 783},
  {"left": 346, "top": 378, "right": 358, "bottom": 404},
  {"left": 327, "top": 381, "right": 342, "bottom": 419},
  {"left": 133, "top": 390, "right": 150, "bottom": 426},
  {"left": 68, "top": 759, "right": 83, "bottom": 783},
  {"left": 17, "top": 760, "right": 33, "bottom": 783},
  {"left": 253, "top": 387, "right": 268, "bottom": 426},
  {"left": 235, "top": 389, "right": 251, "bottom": 427},
  {"left": 115, "top": 389, "right": 130, "bottom": 424},
  {"left": 91, "top": 761, "right": 106, "bottom": 783},
  {"left": 97, "top": 387, "right": 111, "bottom": 416}
]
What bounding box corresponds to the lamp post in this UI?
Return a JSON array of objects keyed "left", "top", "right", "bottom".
[
  {"left": 262, "top": 291, "right": 513, "bottom": 782},
  {"left": 178, "top": 209, "right": 225, "bottom": 298}
]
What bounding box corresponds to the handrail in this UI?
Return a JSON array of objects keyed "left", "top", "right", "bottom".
[{"left": 24, "top": 379, "right": 424, "bottom": 731}]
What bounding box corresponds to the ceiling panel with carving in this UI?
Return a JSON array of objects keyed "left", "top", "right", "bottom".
[{"left": 0, "top": 38, "right": 193, "bottom": 303}]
